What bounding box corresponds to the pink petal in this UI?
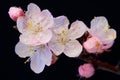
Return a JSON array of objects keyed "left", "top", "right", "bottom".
[
  {"left": 83, "top": 36, "right": 103, "bottom": 54},
  {"left": 102, "top": 41, "right": 114, "bottom": 50}
]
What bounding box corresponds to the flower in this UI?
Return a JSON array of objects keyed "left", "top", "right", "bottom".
[
  {"left": 15, "top": 42, "right": 52, "bottom": 73},
  {"left": 83, "top": 16, "right": 116, "bottom": 54},
  {"left": 8, "top": 7, "right": 24, "bottom": 21},
  {"left": 48, "top": 16, "right": 87, "bottom": 57},
  {"left": 83, "top": 36, "right": 103, "bottom": 53},
  {"left": 17, "top": 3, "right": 53, "bottom": 46},
  {"left": 78, "top": 63, "right": 95, "bottom": 78}
]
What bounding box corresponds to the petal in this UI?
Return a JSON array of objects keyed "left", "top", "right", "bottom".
[
  {"left": 17, "top": 16, "right": 27, "bottom": 33},
  {"left": 37, "top": 29, "right": 53, "bottom": 44},
  {"left": 53, "top": 16, "right": 69, "bottom": 34},
  {"left": 27, "top": 3, "right": 41, "bottom": 13},
  {"left": 64, "top": 40, "right": 82, "bottom": 57},
  {"left": 89, "top": 16, "right": 109, "bottom": 36},
  {"left": 30, "top": 52, "right": 45, "bottom": 74},
  {"left": 20, "top": 29, "right": 52, "bottom": 46},
  {"left": 83, "top": 36, "right": 103, "bottom": 53},
  {"left": 15, "top": 42, "right": 33, "bottom": 58},
  {"left": 68, "top": 20, "right": 87, "bottom": 40},
  {"left": 25, "top": 3, "right": 41, "bottom": 23},
  {"left": 102, "top": 29, "right": 116, "bottom": 43},
  {"left": 102, "top": 41, "right": 114, "bottom": 50},
  {"left": 38, "top": 45, "right": 52, "bottom": 66},
  {"left": 38, "top": 10, "right": 54, "bottom": 30},
  {"left": 26, "top": 3, "right": 41, "bottom": 16},
  {"left": 48, "top": 40, "right": 65, "bottom": 56},
  {"left": 90, "top": 16, "right": 109, "bottom": 30},
  {"left": 20, "top": 33, "right": 41, "bottom": 46}
]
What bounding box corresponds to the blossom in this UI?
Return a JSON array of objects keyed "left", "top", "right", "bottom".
[
  {"left": 48, "top": 16, "right": 87, "bottom": 57},
  {"left": 83, "top": 16, "right": 116, "bottom": 54},
  {"left": 17, "top": 3, "right": 53, "bottom": 46},
  {"left": 15, "top": 42, "right": 52, "bottom": 73},
  {"left": 8, "top": 7, "right": 24, "bottom": 21},
  {"left": 83, "top": 36, "right": 103, "bottom": 53},
  {"left": 78, "top": 63, "right": 95, "bottom": 78}
]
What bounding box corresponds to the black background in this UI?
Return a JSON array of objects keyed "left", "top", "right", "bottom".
[{"left": 0, "top": 0, "right": 120, "bottom": 80}]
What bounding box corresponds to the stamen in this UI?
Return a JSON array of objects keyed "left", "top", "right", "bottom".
[{"left": 24, "top": 58, "right": 30, "bottom": 64}]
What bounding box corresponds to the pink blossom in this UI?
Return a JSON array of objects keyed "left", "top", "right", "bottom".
[
  {"left": 8, "top": 7, "right": 24, "bottom": 21},
  {"left": 48, "top": 16, "right": 87, "bottom": 57},
  {"left": 83, "top": 36, "right": 103, "bottom": 54},
  {"left": 84, "top": 16, "right": 116, "bottom": 54},
  {"left": 78, "top": 63, "right": 95, "bottom": 78},
  {"left": 17, "top": 3, "right": 54, "bottom": 46}
]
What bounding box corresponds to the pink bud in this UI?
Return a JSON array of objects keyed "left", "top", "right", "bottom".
[
  {"left": 83, "top": 36, "right": 103, "bottom": 54},
  {"left": 78, "top": 63, "right": 95, "bottom": 78},
  {"left": 8, "top": 7, "right": 24, "bottom": 21}
]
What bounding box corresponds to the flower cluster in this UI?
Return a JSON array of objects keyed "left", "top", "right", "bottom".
[{"left": 8, "top": 3, "right": 116, "bottom": 78}]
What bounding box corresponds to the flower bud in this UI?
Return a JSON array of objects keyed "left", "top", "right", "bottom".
[
  {"left": 8, "top": 7, "right": 24, "bottom": 21},
  {"left": 78, "top": 63, "right": 95, "bottom": 78}
]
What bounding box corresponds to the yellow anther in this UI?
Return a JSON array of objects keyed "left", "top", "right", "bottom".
[
  {"left": 61, "top": 29, "right": 68, "bottom": 36},
  {"left": 27, "top": 21, "right": 32, "bottom": 28},
  {"left": 96, "top": 41, "right": 100, "bottom": 47},
  {"left": 24, "top": 58, "right": 30, "bottom": 64}
]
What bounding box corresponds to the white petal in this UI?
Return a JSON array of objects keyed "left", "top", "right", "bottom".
[
  {"left": 101, "top": 29, "right": 116, "bottom": 43},
  {"left": 38, "top": 45, "right": 52, "bottom": 66},
  {"left": 17, "top": 16, "right": 27, "bottom": 33},
  {"left": 53, "top": 16, "right": 69, "bottom": 34},
  {"left": 26, "top": 3, "right": 41, "bottom": 16},
  {"left": 68, "top": 20, "right": 87, "bottom": 40},
  {"left": 48, "top": 41, "right": 65, "bottom": 56},
  {"left": 15, "top": 42, "right": 33, "bottom": 58},
  {"left": 30, "top": 52, "right": 45, "bottom": 74},
  {"left": 90, "top": 16, "right": 109, "bottom": 30},
  {"left": 27, "top": 3, "right": 41, "bottom": 13},
  {"left": 38, "top": 10, "right": 54, "bottom": 30},
  {"left": 20, "top": 29, "right": 52, "bottom": 46},
  {"left": 64, "top": 40, "right": 82, "bottom": 57},
  {"left": 37, "top": 29, "right": 52, "bottom": 44},
  {"left": 20, "top": 33, "right": 41, "bottom": 46},
  {"left": 25, "top": 3, "right": 41, "bottom": 23}
]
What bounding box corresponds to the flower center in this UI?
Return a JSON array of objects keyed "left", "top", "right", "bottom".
[
  {"left": 57, "top": 29, "right": 70, "bottom": 45},
  {"left": 95, "top": 41, "right": 100, "bottom": 47},
  {"left": 27, "top": 21, "right": 43, "bottom": 34}
]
